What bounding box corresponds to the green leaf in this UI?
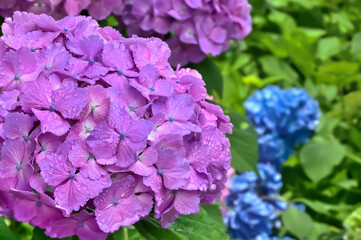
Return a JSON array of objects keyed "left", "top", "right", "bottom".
[
  {"left": 109, "top": 227, "right": 145, "bottom": 240},
  {"left": 134, "top": 209, "right": 229, "bottom": 240},
  {"left": 202, "top": 203, "right": 226, "bottom": 231},
  {"left": 318, "top": 84, "right": 338, "bottom": 102},
  {"left": 344, "top": 206, "right": 361, "bottom": 239},
  {"left": 300, "top": 28, "right": 327, "bottom": 42},
  {"left": 351, "top": 32, "right": 361, "bottom": 56},
  {"left": 268, "top": 10, "right": 297, "bottom": 35},
  {"left": 316, "top": 37, "right": 340, "bottom": 61},
  {"left": 309, "top": 222, "right": 331, "bottom": 240},
  {"left": 316, "top": 115, "right": 339, "bottom": 137},
  {"left": 188, "top": 58, "right": 223, "bottom": 97},
  {"left": 300, "top": 140, "right": 345, "bottom": 182},
  {"left": 32, "top": 226, "right": 79, "bottom": 240},
  {"left": 329, "top": 12, "right": 354, "bottom": 34},
  {"left": 259, "top": 56, "right": 298, "bottom": 84},
  {"left": 106, "top": 16, "right": 119, "bottom": 27},
  {"left": 134, "top": 218, "right": 184, "bottom": 240},
  {"left": 226, "top": 110, "right": 258, "bottom": 172},
  {"left": 231, "top": 54, "right": 252, "bottom": 71},
  {"left": 0, "top": 218, "right": 16, "bottom": 240},
  {"left": 343, "top": 91, "right": 361, "bottom": 117},
  {"left": 350, "top": 127, "right": 361, "bottom": 150},
  {"left": 316, "top": 61, "right": 359, "bottom": 84},
  {"left": 282, "top": 208, "right": 313, "bottom": 239},
  {"left": 296, "top": 198, "right": 352, "bottom": 217},
  {"left": 31, "top": 227, "right": 52, "bottom": 240}
]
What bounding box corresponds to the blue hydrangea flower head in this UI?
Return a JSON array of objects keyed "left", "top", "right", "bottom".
[
  {"left": 255, "top": 233, "right": 294, "bottom": 240},
  {"left": 227, "top": 171, "right": 258, "bottom": 208},
  {"left": 257, "top": 163, "right": 283, "bottom": 195},
  {"left": 225, "top": 164, "right": 287, "bottom": 239},
  {"left": 225, "top": 192, "right": 274, "bottom": 240},
  {"left": 244, "top": 86, "right": 321, "bottom": 167}
]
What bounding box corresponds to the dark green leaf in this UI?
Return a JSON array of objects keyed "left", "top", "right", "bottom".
[
  {"left": 134, "top": 209, "right": 229, "bottom": 240},
  {"left": 134, "top": 218, "right": 185, "bottom": 240},
  {"left": 0, "top": 218, "right": 16, "bottom": 240},
  {"left": 226, "top": 110, "right": 258, "bottom": 172},
  {"left": 31, "top": 227, "right": 52, "bottom": 240},
  {"left": 108, "top": 227, "right": 145, "bottom": 240},
  {"left": 202, "top": 203, "right": 226, "bottom": 231},
  {"left": 32, "top": 226, "right": 79, "bottom": 240}
]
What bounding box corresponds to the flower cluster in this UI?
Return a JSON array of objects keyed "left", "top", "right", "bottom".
[
  {"left": 225, "top": 164, "right": 289, "bottom": 240},
  {"left": 0, "top": 12, "right": 232, "bottom": 239},
  {"left": 0, "top": 0, "right": 252, "bottom": 66},
  {"left": 0, "top": 0, "right": 89, "bottom": 18},
  {"left": 244, "top": 86, "right": 320, "bottom": 168},
  {"left": 223, "top": 86, "right": 319, "bottom": 239}
]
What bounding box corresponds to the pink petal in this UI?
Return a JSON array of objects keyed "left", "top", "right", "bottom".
[
  {"left": 87, "top": 121, "right": 119, "bottom": 159},
  {"left": 53, "top": 80, "right": 88, "bottom": 119},
  {"left": 127, "top": 119, "right": 153, "bottom": 142},
  {"left": 20, "top": 77, "right": 53, "bottom": 112},
  {"left": 174, "top": 190, "right": 200, "bottom": 214},
  {"left": 4, "top": 112, "right": 34, "bottom": 140},
  {"left": 32, "top": 109, "right": 70, "bottom": 136},
  {"left": 40, "top": 153, "right": 74, "bottom": 187}
]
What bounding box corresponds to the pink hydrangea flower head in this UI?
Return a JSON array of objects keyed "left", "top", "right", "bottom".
[
  {"left": 0, "top": 12, "right": 232, "bottom": 238},
  {"left": 0, "top": 0, "right": 252, "bottom": 66}
]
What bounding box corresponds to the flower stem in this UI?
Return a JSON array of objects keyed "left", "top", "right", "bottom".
[{"left": 123, "top": 228, "right": 128, "bottom": 240}]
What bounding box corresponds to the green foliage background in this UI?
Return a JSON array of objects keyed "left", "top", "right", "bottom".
[
  {"left": 2, "top": 0, "right": 361, "bottom": 239},
  {"left": 211, "top": 0, "right": 361, "bottom": 239}
]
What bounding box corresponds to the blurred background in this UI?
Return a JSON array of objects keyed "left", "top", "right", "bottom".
[{"left": 214, "top": 0, "right": 361, "bottom": 239}]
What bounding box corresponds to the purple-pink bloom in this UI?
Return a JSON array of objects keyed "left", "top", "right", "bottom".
[
  {"left": 155, "top": 189, "right": 200, "bottom": 228},
  {"left": 67, "top": 35, "right": 108, "bottom": 80},
  {"left": 0, "top": 0, "right": 252, "bottom": 65},
  {"left": 3, "top": 112, "right": 35, "bottom": 142},
  {"left": 37, "top": 43, "right": 72, "bottom": 74},
  {"left": 87, "top": 104, "right": 153, "bottom": 168},
  {"left": 81, "top": 85, "right": 110, "bottom": 123},
  {"left": 68, "top": 140, "right": 108, "bottom": 179},
  {"left": 130, "top": 64, "right": 174, "bottom": 100},
  {"left": 94, "top": 175, "right": 153, "bottom": 233},
  {"left": 40, "top": 151, "right": 111, "bottom": 214},
  {"left": 150, "top": 94, "right": 200, "bottom": 141},
  {"left": 46, "top": 210, "right": 107, "bottom": 240},
  {"left": 0, "top": 47, "right": 39, "bottom": 90},
  {"left": 11, "top": 189, "right": 64, "bottom": 229},
  {"left": 35, "top": 133, "right": 63, "bottom": 164},
  {"left": 0, "top": 89, "right": 21, "bottom": 111},
  {"left": 0, "top": 12, "right": 232, "bottom": 237},
  {"left": 143, "top": 149, "right": 190, "bottom": 197},
  {"left": 21, "top": 78, "right": 87, "bottom": 136},
  {"left": 0, "top": 139, "right": 33, "bottom": 190}
]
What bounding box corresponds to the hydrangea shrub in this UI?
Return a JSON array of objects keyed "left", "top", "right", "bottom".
[
  {"left": 0, "top": 0, "right": 252, "bottom": 66},
  {"left": 244, "top": 86, "right": 321, "bottom": 168},
  {"left": 0, "top": 12, "right": 232, "bottom": 239},
  {"left": 224, "top": 164, "right": 288, "bottom": 240},
  {"left": 223, "top": 86, "right": 321, "bottom": 239}
]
